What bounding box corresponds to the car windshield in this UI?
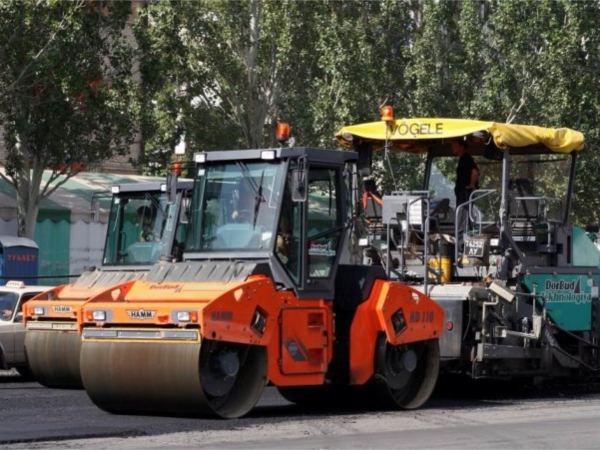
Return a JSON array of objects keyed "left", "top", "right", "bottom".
[
  {"left": 186, "top": 161, "right": 285, "bottom": 252},
  {"left": 0, "top": 292, "right": 18, "bottom": 322}
]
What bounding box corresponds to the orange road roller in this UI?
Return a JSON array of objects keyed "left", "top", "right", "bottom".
[
  {"left": 78, "top": 146, "right": 443, "bottom": 418},
  {"left": 23, "top": 180, "right": 192, "bottom": 388}
]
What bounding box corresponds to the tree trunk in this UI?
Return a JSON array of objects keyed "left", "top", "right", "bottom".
[
  {"left": 18, "top": 194, "right": 40, "bottom": 239},
  {"left": 14, "top": 138, "right": 44, "bottom": 239},
  {"left": 245, "top": 0, "right": 267, "bottom": 149}
]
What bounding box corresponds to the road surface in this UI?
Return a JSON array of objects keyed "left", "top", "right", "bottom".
[{"left": 1, "top": 370, "right": 599, "bottom": 449}]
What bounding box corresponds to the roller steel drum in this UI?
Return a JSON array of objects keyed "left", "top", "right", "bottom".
[
  {"left": 80, "top": 335, "right": 267, "bottom": 419},
  {"left": 25, "top": 330, "right": 83, "bottom": 389}
]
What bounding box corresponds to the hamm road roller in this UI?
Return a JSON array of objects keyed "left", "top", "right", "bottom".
[
  {"left": 78, "top": 143, "right": 443, "bottom": 418},
  {"left": 23, "top": 179, "right": 192, "bottom": 388},
  {"left": 337, "top": 107, "right": 600, "bottom": 383}
]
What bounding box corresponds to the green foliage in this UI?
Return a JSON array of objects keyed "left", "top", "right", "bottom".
[
  {"left": 135, "top": 0, "right": 322, "bottom": 173},
  {"left": 3, "top": 0, "right": 600, "bottom": 232},
  {"left": 0, "top": 0, "right": 139, "bottom": 237},
  {"left": 132, "top": 0, "right": 600, "bottom": 227},
  {"left": 479, "top": 1, "right": 600, "bottom": 225}
]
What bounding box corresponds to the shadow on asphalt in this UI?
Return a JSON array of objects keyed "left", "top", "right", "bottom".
[
  {"left": 247, "top": 375, "right": 600, "bottom": 421},
  {"left": 0, "top": 373, "right": 40, "bottom": 385}
]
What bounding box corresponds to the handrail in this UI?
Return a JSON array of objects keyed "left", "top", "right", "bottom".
[
  {"left": 386, "top": 194, "right": 430, "bottom": 291},
  {"left": 389, "top": 190, "right": 430, "bottom": 196},
  {"left": 468, "top": 189, "right": 497, "bottom": 235}
]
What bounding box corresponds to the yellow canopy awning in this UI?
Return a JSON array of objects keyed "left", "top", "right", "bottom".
[{"left": 335, "top": 118, "right": 585, "bottom": 154}]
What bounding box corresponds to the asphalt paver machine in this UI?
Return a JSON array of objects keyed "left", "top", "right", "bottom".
[{"left": 336, "top": 109, "right": 600, "bottom": 381}]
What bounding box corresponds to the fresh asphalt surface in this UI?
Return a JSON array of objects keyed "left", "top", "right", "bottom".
[{"left": 2, "top": 369, "right": 600, "bottom": 448}]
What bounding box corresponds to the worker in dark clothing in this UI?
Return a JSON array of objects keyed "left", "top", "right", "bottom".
[{"left": 452, "top": 139, "right": 479, "bottom": 245}]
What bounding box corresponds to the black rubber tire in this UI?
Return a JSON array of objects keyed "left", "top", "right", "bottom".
[{"left": 369, "top": 336, "right": 440, "bottom": 410}]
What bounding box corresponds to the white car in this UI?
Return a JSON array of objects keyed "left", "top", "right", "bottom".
[{"left": 0, "top": 281, "right": 55, "bottom": 375}]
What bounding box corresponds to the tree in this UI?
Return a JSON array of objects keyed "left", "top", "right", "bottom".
[
  {"left": 134, "top": 2, "right": 220, "bottom": 175},
  {"left": 134, "top": 0, "right": 600, "bottom": 229},
  {"left": 385, "top": 0, "right": 600, "bottom": 220},
  {"left": 0, "top": 0, "right": 139, "bottom": 238},
  {"left": 479, "top": 0, "right": 600, "bottom": 224},
  {"left": 281, "top": 1, "right": 417, "bottom": 192},
  {"left": 135, "top": 0, "right": 322, "bottom": 172}
]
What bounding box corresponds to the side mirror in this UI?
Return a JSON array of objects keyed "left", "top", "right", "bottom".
[
  {"left": 91, "top": 198, "right": 100, "bottom": 223},
  {"left": 292, "top": 156, "right": 308, "bottom": 203},
  {"left": 167, "top": 163, "right": 183, "bottom": 205},
  {"left": 292, "top": 169, "right": 307, "bottom": 202},
  {"left": 167, "top": 173, "right": 177, "bottom": 205},
  {"left": 91, "top": 191, "right": 109, "bottom": 223},
  {"left": 179, "top": 196, "right": 190, "bottom": 224}
]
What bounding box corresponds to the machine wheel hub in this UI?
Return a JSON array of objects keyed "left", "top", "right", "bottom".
[
  {"left": 400, "top": 349, "right": 418, "bottom": 373},
  {"left": 219, "top": 351, "right": 240, "bottom": 378}
]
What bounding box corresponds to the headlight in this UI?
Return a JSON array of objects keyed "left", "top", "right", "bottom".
[
  {"left": 92, "top": 310, "right": 106, "bottom": 321},
  {"left": 177, "top": 311, "right": 190, "bottom": 322},
  {"left": 175, "top": 310, "right": 198, "bottom": 323},
  {"left": 34, "top": 306, "right": 45, "bottom": 315}
]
